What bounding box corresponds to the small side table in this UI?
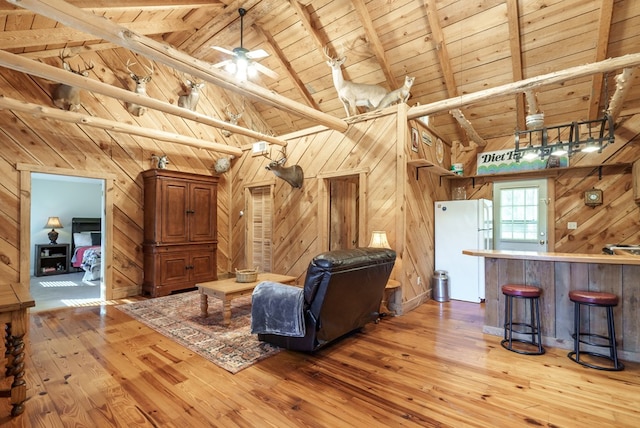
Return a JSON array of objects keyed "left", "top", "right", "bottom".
[{"left": 380, "top": 279, "right": 401, "bottom": 317}]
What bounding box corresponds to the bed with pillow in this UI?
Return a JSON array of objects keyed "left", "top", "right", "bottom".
[{"left": 70, "top": 217, "right": 102, "bottom": 282}]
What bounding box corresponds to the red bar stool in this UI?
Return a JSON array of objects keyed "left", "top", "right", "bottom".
[
  {"left": 567, "top": 290, "right": 624, "bottom": 371},
  {"left": 501, "top": 284, "right": 545, "bottom": 355}
]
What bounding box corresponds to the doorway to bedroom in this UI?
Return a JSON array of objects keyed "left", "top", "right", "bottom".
[{"left": 30, "top": 173, "right": 106, "bottom": 310}]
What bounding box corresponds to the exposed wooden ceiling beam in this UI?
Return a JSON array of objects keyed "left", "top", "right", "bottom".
[
  {"left": 0, "top": 19, "right": 194, "bottom": 50},
  {"left": 0, "top": 95, "right": 242, "bottom": 155},
  {"left": 351, "top": 0, "right": 398, "bottom": 89},
  {"left": 186, "top": 0, "right": 265, "bottom": 58},
  {"left": 0, "top": 1, "right": 222, "bottom": 14},
  {"left": 606, "top": 68, "right": 636, "bottom": 123},
  {"left": 506, "top": 0, "right": 526, "bottom": 131},
  {"left": 6, "top": 0, "right": 348, "bottom": 133},
  {"left": 289, "top": 0, "right": 327, "bottom": 53},
  {"left": 423, "top": 0, "right": 468, "bottom": 145},
  {"left": 587, "top": 0, "right": 615, "bottom": 120},
  {"left": 450, "top": 109, "right": 487, "bottom": 147},
  {"left": 0, "top": 49, "right": 288, "bottom": 147},
  {"left": 252, "top": 23, "right": 320, "bottom": 110},
  {"left": 408, "top": 53, "right": 640, "bottom": 119},
  {"left": 19, "top": 42, "right": 119, "bottom": 59}
]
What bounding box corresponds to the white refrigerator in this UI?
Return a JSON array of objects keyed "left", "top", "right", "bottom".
[{"left": 434, "top": 199, "right": 493, "bottom": 303}]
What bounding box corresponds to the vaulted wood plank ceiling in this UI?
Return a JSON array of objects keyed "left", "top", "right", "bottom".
[{"left": 1, "top": 0, "right": 639, "bottom": 152}]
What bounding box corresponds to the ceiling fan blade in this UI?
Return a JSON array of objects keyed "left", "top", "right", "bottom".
[
  {"left": 246, "top": 49, "right": 269, "bottom": 60},
  {"left": 253, "top": 62, "right": 279, "bottom": 79},
  {"left": 212, "top": 59, "right": 233, "bottom": 69},
  {"left": 212, "top": 46, "right": 236, "bottom": 56}
]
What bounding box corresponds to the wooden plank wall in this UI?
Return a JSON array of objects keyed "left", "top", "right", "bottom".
[
  {"left": 231, "top": 114, "right": 400, "bottom": 276},
  {"left": 0, "top": 48, "right": 258, "bottom": 299},
  {"left": 229, "top": 111, "right": 459, "bottom": 313}
]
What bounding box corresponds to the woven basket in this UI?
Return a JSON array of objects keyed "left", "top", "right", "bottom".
[{"left": 235, "top": 268, "right": 258, "bottom": 283}]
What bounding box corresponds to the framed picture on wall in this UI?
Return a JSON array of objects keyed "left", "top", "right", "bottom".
[
  {"left": 422, "top": 130, "right": 432, "bottom": 146},
  {"left": 411, "top": 127, "right": 419, "bottom": 152}
]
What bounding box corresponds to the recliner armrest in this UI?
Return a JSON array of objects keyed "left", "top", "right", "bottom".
[{"left": 251, "top": 281, "right": 306, "bottom": 337}]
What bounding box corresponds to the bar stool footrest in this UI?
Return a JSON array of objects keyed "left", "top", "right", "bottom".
[
  {"left": 567, "top": 351, "right": 624, "bottom": 371},
  {"left": 501, "top": 339, "right": 546, "bottom": 355},
  {"left": 503, "top": 322, "right": 538, "bottom": 336},
  {"left": 572, "top": 332, "right": 618, "bottom": 348}
]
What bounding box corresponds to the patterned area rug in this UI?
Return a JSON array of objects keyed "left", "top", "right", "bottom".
[{"left": 116, "top": 291, "right": 281, "bottom": 374}]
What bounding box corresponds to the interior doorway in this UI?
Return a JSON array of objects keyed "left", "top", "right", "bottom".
[
  {"left": 493, "top": 179, "right": 549, "bottom": 252},
  {"left": 30, "top": 173, "right": 106, "bottom": 309},
  {"left": 328, "top": 175, "right": 360, "bottom": 250},
  {"left": 17, "top": 163, "right": 115, "bottom": 308}
]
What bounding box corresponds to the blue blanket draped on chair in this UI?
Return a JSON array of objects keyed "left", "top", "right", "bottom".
[{"left": 251, "top": 281, "right": 305, "bottom": 337}]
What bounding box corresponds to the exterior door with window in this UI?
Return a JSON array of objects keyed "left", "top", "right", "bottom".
[{"left": 493, "top": 179, "right": 548, "bottom": 252}]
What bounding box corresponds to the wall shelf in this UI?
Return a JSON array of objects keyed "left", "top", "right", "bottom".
[
  {"left": 443, "top": 163, "right": 631, "bottom": 187},
  {"left": 407, "top": 159, "right": 457, "bottom": 181}
]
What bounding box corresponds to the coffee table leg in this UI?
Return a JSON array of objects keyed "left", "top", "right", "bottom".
[
  {"left": 200, "top": 293, "right": 208, "bottom": 317},
  {"left": 223, "top": 299, "right": 231, "bottom": 325}
]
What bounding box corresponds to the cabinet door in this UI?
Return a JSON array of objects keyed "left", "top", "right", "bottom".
[
  {"left": 160, "top": 179, "right": 190, "bottom": 243},
  {"left": 190, "top": 248, "right": 217, "bottom": 283},
  {"left": 159, "top": 251, "right": 190, "bottom": 285},
  {"left": 189, "top": 182, "right": 217, "bottom": 242}
]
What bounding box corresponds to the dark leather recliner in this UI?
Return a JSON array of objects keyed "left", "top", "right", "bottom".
[{"left": 251, "top": 247, "right": 396, "bottom": 352}]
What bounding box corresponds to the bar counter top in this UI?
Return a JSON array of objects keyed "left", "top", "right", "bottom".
[{"left": 462, "top": 249, "right": 640, "bottom": 265}]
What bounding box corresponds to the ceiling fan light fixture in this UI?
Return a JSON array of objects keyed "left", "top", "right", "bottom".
[
  {"left": 225, "top": 62, "right": 237, "bottom": 75},
  {"left": 236, "top": 56, "right": 249, "bottom": 81}
]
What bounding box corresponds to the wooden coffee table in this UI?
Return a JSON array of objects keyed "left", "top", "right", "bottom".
[{"left": 197, "top": 273, "right": 296, "bottom": 325}]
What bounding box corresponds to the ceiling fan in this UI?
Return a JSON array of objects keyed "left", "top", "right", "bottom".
[{"left": 212, "top": 8, "right": 278, "bottom": 81}]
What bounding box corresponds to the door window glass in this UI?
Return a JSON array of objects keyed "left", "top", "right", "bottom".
[{"left": 499, "top": 187, "right": 539, "bottom": 241}]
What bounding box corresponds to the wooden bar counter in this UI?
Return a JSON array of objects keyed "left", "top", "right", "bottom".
[{"left": 462, "top": 250, "right": 640, "bottom": 362}]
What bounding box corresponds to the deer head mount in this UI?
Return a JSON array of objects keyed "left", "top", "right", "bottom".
[
  {"left": 222, "top": 104, "right": 245, "bottom": 137},
  {"left": 125, "top": 59, "right": 154, "bottom": 117},
  {"left": 264, "top": 148, "right": 304, "bottom": 189},
  {"left": 52, "top": 49, "right": 94, "bottom": 112},
  {"left": 323, "top": 45, "right": 387, "bottom": 117},
  {"left": 177, "top": 77, "right": 205, "bottom": 111},
  {"left": 151, "top": 154, "right": 169, "bottom": 169}
]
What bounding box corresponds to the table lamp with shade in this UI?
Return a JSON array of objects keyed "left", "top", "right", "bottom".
[
  {"left": 45, "top": 216, "right": 63, "bottom": 244},
  {"left": 369, "top": 230, "right": 401, "bottom": 316},
  {"left": 368, "top": 230, "right": 401, "bottom": 280},
  {"left": 369, "top": 230, "right": 391, "bottom": 249}
]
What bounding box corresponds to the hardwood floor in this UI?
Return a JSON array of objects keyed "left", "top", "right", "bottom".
[{"left": 1, "top": 299, "right": 638, "bottom": 427}]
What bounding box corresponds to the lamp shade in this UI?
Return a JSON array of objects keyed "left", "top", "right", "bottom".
[
  {"left": 45, "top": 217, "right": 63, "bottom": 229},
  {"left": 369, "top": 231, "right": 390, "bottom": 249}
]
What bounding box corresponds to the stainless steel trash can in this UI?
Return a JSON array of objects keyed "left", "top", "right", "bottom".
[{"left": 432, "top": 270, "right": 449, "bottom": 302}]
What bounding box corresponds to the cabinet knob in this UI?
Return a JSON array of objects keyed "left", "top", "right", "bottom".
[{"left": 186, "top": 209, "right": 195, "bottom": 214}]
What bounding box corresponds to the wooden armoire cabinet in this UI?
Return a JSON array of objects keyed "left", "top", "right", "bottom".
[{"left": 142, "top": 169, "right": 219, "bottom": 297}]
